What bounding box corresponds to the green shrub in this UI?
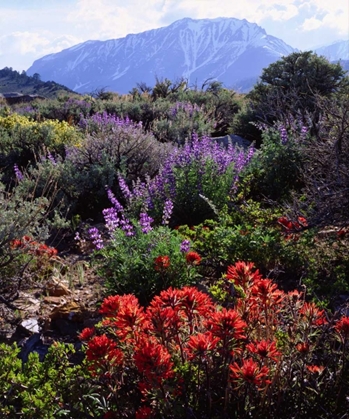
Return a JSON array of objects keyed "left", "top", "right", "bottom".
[
  {"left": 0, "top": 342, "right": 93, "bottom": 418},
  {"left": 241, "top": 124, "right": 304, "bottom": 201},
  {"left": 0, "top": 113, "right": 82, "bottom": 184},
  {"left": 91, "top": 215, "right": 202, "bottom": 305}
]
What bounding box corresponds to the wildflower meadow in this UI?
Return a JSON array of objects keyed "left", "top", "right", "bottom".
[{"left": 0, "top": 52, "right": 349, "bottom": 418}]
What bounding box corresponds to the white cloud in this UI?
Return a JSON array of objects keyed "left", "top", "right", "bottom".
[
  {"left": 301, "top": 17, "right": 323, "bottom": 31},
  {"left": 0, "top": 31, "right": 81, "bottom": 71}
]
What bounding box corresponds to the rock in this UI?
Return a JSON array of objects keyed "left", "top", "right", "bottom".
[
  {"left": 43, "top": 295, "right": 67, "bottom": 305},
  {"left": 19, "top": 318, "right": 40, "bottom": 334},
  {"left": 45, "top": 277, "right": 72, "bottom": 297},
  {"left": 213, "top": 134, "right": 252, "bottom": 150},
  {"left": 49, "top": 301, "right": 85, "bottom": 322},
  {"left": 15, "top": 292, "right": 41, "bottom": 313}
]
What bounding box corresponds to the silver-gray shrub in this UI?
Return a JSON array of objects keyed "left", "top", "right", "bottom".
[{"left": 62, "top": 113, "right": 173, "bottom": 218}]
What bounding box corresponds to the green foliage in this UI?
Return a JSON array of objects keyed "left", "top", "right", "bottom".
[
  {"left": 64, "top": 117, "right": 171, "bottom": 218},
  {"left": 93, "top": 224, "right": 202, "bottom": 305},
  {"left": 0, "top": 113, "right": 81, "bottom": 183},
  {"left": 151, "top": 100, "right": 215, "bottom": 144},
  {"left": 182, "top": 212, "right": 285, "bottom": 279},
  {"left": 0, "top": 181, "right": 50, "bottom": 271},
  {"left": 248, "top": 51, "right": 347, "bottom": 128},
  {"left": 0, "top": 341, "right": 92, "bottom": 418},
  {"left": 0, "top": 66, "right": 74, "bottom": 98},
  {"left": 241, "top": 126, "right": 304, "bottom": 201}
]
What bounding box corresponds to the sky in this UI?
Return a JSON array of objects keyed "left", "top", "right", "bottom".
[{"left": 0, "top": 0, "right": 348, "bottom": 72}]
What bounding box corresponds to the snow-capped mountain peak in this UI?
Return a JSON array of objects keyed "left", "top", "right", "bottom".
[{"left": 27, "top": 17, "right": 297, "bottom": 94}]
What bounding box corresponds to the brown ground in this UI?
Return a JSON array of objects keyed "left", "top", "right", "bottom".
[{"left": 0, "top": 240, "right": 105, "bottom": 357}]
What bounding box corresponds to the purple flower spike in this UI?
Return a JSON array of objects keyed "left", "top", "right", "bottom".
[
  {"left": 139, "top": 212, "right": 153, "bottom": 234},
  {"left": 162, "top": 199, "right": 174, "bottom": 225},
  {"left": 14, "top": 164, "right": 23, "bottom": 181},
  {"left": 88, "top": 227, "right": 104, "bottom": 250},
  {"left": 102, "top": 207, "right": 120, "bottom": 234},
  {"left": 180, "top": 239, "right": 191, "bottom": 253}
]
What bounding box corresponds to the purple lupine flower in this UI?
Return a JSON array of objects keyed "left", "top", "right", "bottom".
[
  {"left": 107, "top": 189, "right": 124, "bottom": 213},
  {"left": 180, "top": 239, "right": 191, "bottom": 253},
  {"left": 118, "top": 175, "right": 132, "bottom": 201},
  {"left": 139, "top": 212, "right": 153, "bottom": 234},
  {"left": 119, "top": 219, "right": 134, "bottom": 236},
  {"left": 88, "top": 227, "right": 104, "bottom": 249},
  {"left": 14, "top": 164, "right": 23, "bottom": 181},
  {"left": 245, "top": 146, "right": 255, "bottom": 163},
  {"left": 162, "top": 199, "right": 174, "bottom": 225},
  {"left": 102, "top": 207, "right": 119, "bottom": 234},
  {"left": 300, "top": 125, "right": 309, "bottom": 141},
  {"left": 126, "top": 133, "right": 255, "bottom": 220},
  {"left": 279, "top": 125, "right": 288, "bottom": 144}
]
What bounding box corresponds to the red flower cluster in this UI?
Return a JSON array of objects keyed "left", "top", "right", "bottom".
[
  {"left": 278, "top": 216, "right": 308, "bottom": 240},
  {"left": 79, "top": 261, "right": 337, "bottom": 418},
  {"left": 278, "top": 216, "right": 308, "bottom": 232},
  {"left": 86, "top": 334, "right": 124, "bottom": 369},
  {"left": 334, "top": 316, "right": 349, "bottom": 340},
  {"left": 246, "top": 340, "right": 281, "bottom": 362},
  {"left": 10, "top": 235, "right": 58, "bottom": 258},
  {"left": 226, "top": 261, "right": 262, "bottom": 290},
  {"left": 185, "top": 251, "right": 201, "bottom": 265},
  {"left": 299, "top": 302, "right": 328, "bottom": 326},
  {"left": 154, "top": 255, "right": 170, "bottom": 271},
  {"left": 230, "top": 358, "right": 271, "bottom": 388},
  {"left": 185, "top": 332, "right": 220, "bottom": 361},
  {"left": 134, "top": 340, "right": 174, "bottom": 387}
]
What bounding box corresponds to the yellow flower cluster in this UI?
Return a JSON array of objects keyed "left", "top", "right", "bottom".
[{"left": 0, "top": 114, "right": 82, "bottom": 146}]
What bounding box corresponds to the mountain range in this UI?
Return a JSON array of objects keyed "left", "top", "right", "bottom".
[{"left": 26, "top": 17, "right": 349, "bottom": 95}]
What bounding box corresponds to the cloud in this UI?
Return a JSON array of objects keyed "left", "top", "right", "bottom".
[
  {"left": 65, "top": 0, "right": 166, "bottom": 40},
  {"left": 257, "top": 2, "right": 299, "bottom": 22},
  {"left": 301, "top": 17, "right": 323, "bottom": 31},
  {"left": 0, "top": 31, "right": 81, "bottom": 70}
]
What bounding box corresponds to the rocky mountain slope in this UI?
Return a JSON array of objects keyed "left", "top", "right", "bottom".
[{"left": 27, "top": 17, "right": 296, "bottom": 94}]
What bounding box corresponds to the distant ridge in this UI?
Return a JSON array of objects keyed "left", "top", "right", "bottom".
[{"left": 0, "top": 67, "right": 76, "bottom": 99}]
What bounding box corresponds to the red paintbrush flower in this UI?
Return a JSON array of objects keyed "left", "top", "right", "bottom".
[
  {"left": 154, "top": 255, "right": 170, "bottom": 271},
  {"left": 205, "top": 308, "right": 247, "bottom": 342},
  {"left": 10, "top": 239, "right": 23, "bottom": 249},
  {"left": 180, "top": 286, "right": 215, "bottom": 319},
  {"left": 185, "top": 332, "right": 220, "bottom": 361},
  {"left": 299, "top": 302, "right": 328, "bottom": 326},
  {"left": 134, "top": 340, "right": 174, "bottom": 384},
  {"left": 246, "top": 340, "right": 281, "bottom": 362},
  {"left": 114, "top": 301, "right": 149, "bottom": 343},
  {"left": 79, "top": 327, "right": 95, "bottom": 341},
  {"left": 86, "top": 334, "right": 123, "bottom": 365},
  {"left": 226, "top": 261, "right": 262, "bottom": 291},
  {"left": 306, "top": 365, "right": 325, "bottom": 374},
  {"left": 334, "top": 316, "right": 349, "bottom": 339},
  {"left": 251, "top": 278, "right": 284, "bottom": 306},
  {"left": 100, "top": 294, "right": 139, "bottom": 317},
  {"left": 296, "top": 342, "right": 310, "bottom": 353},
  {"left": 185, "top": 251, "right": 201, "bottom": 265},
  {"left": 230, "top": 358, "right": 270, "bottom": 388}
]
